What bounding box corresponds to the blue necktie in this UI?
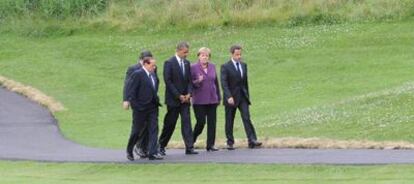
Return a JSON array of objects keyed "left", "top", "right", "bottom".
[
  {"left": 149, "top": 73, "right": 156, "bottom": 89},
  {"left": 236, "top": 62, "right": 242, "bottom": 78},
  {"left": 180, "top": 59, "right": 185, "bottom": 77}
]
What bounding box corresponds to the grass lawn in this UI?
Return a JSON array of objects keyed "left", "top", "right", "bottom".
[
  {"left": 1, "top": 161, "right": 414, "bottom": 184},
  {"left": 1, "top": 6, "right": 414, "bottom": 184},
  {"left": 1, "top": 20, "right": 414, "bottom": 148}
]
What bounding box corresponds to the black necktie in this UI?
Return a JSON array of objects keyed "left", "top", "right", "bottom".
[{"left": 236, "top": 62, "right": 242, "bottom": 78}]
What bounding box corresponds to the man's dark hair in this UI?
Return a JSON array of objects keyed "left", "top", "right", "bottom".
[
  {"left": 139, "top": 50, "right": 153, "bottom": 60},
  {"left": 230, "top": 45, "right": 242, "bottom": 54},
  {"left": 176, "top": 41, "right": 190, "bottom": 51}
]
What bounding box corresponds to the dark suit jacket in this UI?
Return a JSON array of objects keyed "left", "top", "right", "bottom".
[
  {"left": 220, "top": 60, "right": 250, "bottom": 106},
  {"left": 163, "top": 56, "right": 193, "bottom": 107},
  {"left": 123, "top": 63, "right": 158, "bottom": 101},
  {"left": 126, "top": 68, "right": 161, "bottom": 111},
  {"left": 123, "top": 63, "right": 142, "bottom": 101}
]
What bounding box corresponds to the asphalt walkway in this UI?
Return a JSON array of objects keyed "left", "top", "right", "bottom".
[{"left": 1, "top": 87, "right": 414, "bottom": 164}]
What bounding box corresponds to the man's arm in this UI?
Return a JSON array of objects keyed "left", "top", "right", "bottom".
[
  {"left": 220, "top": 65, "right": 231, "bottom": 98},
  {"left": 123, "top": 66, "right": 135, "bottom": 101},
  {"left": 123, "top": 66, "right": 137, "bottom": 109},
  {"left": 221, "top": 64, "right": 234, "bottom": 105},
  {"left": 126, "top": 71, "right": 141, "bottom": 104},
  {"left": 164, "top": 61, "right": 181, "bottom": 99},
  {"left": 244, "top": 63, "right": 249, "bottom": 97}
]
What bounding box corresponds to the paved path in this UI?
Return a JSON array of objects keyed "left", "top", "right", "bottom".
[{"left": 1, "top": 87, "right": 414, "bottom": 164}]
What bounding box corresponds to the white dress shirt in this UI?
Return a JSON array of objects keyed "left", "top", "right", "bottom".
[{"left": 231, "top": 58, "right": 243, "bottom": 78}]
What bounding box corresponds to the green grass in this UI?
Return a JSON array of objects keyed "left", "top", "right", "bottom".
[
  {"left": 1, "top": 0, "right": 414, "bottom": 33},
  {"left": 1, "top": 3, "right": 414, "bottom": 183},
  {"left": 1, "top": 20, "right": 414, "bottom": 148},
  {"left": 1, "top": 161, "right": 414, "bottom": 184},
  {"left": 1, "top": 2, "right": 414, "bottom": 183}
]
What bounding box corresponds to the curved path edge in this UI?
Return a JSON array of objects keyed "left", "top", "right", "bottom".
[{"left": 2, "top": 84, "right": 414, "bottom": 164}]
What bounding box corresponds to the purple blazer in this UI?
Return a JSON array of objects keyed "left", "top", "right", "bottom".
[{"left": 191, "top": 62, "right": 221, "bottom": 105}]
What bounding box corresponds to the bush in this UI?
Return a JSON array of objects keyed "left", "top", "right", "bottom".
[
  {"left": 0, "top": 0, "right": 108, "bottom": 19},
  {"left": 1, "top": 0, "right": 414, "bottom": 34}
]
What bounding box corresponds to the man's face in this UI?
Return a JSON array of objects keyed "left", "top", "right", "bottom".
[
  {"left": 177, "top": 47, "right": 189, "bottom": 59},
  {"left": 145, "top": 59, "right": 156, "bottom": 73},
  {"left": 231, "top": 49, "right": 242, "bottom": 61}
]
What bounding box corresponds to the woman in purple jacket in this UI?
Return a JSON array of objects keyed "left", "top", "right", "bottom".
[{"left": 191, "top": 47, "right": 221, "bottom": 151}]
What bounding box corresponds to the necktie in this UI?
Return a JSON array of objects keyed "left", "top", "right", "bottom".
[
  {"left": 236, "top": 62, "right": 242, "bottom": 78},
  {"left": 180, "top": 59, "right": 185, "bottom": 77},
  {"left": 149, "top": 73, "right": 156, "bottom": 89}
]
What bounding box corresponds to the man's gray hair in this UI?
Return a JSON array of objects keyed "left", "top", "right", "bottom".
[{"left": 176, "top": 41, "right": 190, "bottom": 51}]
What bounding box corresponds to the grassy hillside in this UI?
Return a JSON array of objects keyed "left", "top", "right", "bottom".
[
  {"left": 1, "top": 20, "right": 414, "bottom": 148},
  {"left": 2, "top": 1, "right": 414, "bottom": 183},
  {"left": 1, "top": 0, "right": 414, "bottom": 34}
]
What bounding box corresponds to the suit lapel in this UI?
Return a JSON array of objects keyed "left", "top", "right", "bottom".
[
  {"left": 142, "top": 71, "right": 156, "bottom": 93},
  {"left": 173, "top": 57, "right": 185, "bottom": 80},
  {"left": 183, "top": 59, "right": 189, "bottom": 79},
  {"left": 227, "top": 60, "right": 242, "bottom": 80},
  {"left": 241, "top": 62, "right": 246, "bottom": 80},
  {"left": 153, "top": 74, "right": 159, "bottom": 92},
  {"left": 150, "top": 74, "right": 158, "bottom": 93}
]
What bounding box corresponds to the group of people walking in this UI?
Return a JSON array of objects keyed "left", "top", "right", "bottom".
[{"left": 123, "top": 42, "right": 262, "bottom": 161}]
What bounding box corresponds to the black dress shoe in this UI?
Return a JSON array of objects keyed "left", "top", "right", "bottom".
[
  {"left": 226, "top": 144, "right": 235, "bottom": 150},
  {"left": 148, "top": 154, "right": 164, "bottom": 160},
  {"left": 206, "top": 147, "right": 219, "bottom": 152},
  {"left": 248, "top": 141, "right": 263, "bottom": 149},
  {"left": 185, "top": 149, "right": 199, "bottom": 155},
  {"left": 134, "top": 147, "right": 148, "bottom": 158},
  {"left": 126, "top": 152, "right": 134, "bottom": 161},
  {"left": 159, "top": 147, "right": 166, "bottom": 156}
]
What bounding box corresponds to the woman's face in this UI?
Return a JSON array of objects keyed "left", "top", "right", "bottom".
[{"left": 198, "top": 52, "right": 209, "bottom": 65}]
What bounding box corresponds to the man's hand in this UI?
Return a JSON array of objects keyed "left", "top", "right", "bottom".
[
  {"left": 184, "top": 94, "right": 191, "bottom": 103},
  {"left": 179, "top": 95, "right": 186, "bottom": 103},
  {"left": 122, "top": 101, "right": 130, "bottom": 110},
  {"left": 227, "top": 97, "right": 235, "bottom": 106}
]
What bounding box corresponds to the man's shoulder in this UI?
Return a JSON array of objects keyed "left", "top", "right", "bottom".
[
  {"left": 131, "top": 68, "right": 146, "bottom": 77},
  {"left": 128, "top": 63, "right": 141, "bottom": 70},
  {"left": 221, "top": 60, "right": 232, "bottom": 68},
  {"left": 164, "top": 56, "right": 176, "bottom": 66},
  {"left": 126, "top": 64, "right": 141, "bottom": 74},
  {"left": 184, "top": 58, "right": 191, "bottom": 64},
  {"left": 166, "top": 56, "right": 177, "bottom": 63}
]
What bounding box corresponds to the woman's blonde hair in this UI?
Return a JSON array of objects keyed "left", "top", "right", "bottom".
[{"left": 197, "top": 47, "right": 211, "bottom": 57}]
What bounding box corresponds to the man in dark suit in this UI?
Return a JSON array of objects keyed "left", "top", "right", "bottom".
[
  {"left": 122, "top": 50, "right": 153, "bottom": 158},
  {"left": 126, "top": 57, "right": 163, "bottom": 161},
  {"left": 159, "top": 41, "right": 198, "bottom": 155},
  {"left": 220, "top": 45, "right": 262, "bottom": 150}
]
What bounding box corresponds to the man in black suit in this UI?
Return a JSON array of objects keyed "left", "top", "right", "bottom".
[
  {"left": 159, "top": 41, "right": 198, "bottom": 155},
  {"left": 220, "top": 45, "right": 262, "bottom": 150},
  {"left": 126, "top": 57, "right": 163, "bottom": 160},
  {"left": 122, "top": 50, "right": 153, "bottom": 158}
]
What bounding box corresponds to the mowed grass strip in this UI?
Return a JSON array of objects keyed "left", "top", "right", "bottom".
[{"left": 1, "top": 161, "right": 414, "bottom": 184}]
